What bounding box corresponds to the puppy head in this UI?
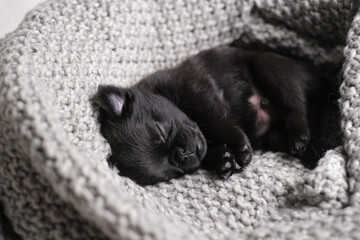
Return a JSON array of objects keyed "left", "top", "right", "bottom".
[{"left": 97, "top": 85, "right": 207, "bottom": 185}]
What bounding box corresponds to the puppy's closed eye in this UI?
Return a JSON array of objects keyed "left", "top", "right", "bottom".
[{"left": 155, "top": 122, "right": 168, "bottom": 143}]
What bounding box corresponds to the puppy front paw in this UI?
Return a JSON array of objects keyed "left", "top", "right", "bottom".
[
  {"left": 216, "top": 146, "right": 236, "bottom": 179},
  {"left": 202, "top": 144, "right": 237, "bottom": 179},
  {"left": 232, "top": 137, "right": 253, "bottom": 168}
]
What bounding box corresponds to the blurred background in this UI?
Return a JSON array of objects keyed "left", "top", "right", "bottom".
[{"left": 0, "top": 0, "right": 45, "bottom": 38}]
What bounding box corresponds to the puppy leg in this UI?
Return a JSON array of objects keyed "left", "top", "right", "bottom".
[
  {"left": 249, "top": 52, "right": 313, "bottom": 155},
  {"left": 178, "top": 77, "right": 252, "bottom": 175}
]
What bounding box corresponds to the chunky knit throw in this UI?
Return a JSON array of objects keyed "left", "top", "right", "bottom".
[{"left": 1, "top": 0, "right": 360, "bottom": 239}]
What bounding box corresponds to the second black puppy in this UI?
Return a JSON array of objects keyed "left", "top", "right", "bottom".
[{"left": 97, "top": 46, "right": 326, "bottom": 185}]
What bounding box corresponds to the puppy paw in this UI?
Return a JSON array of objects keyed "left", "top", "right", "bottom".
[
  {"left": 202, "top": 144, "right": 237, "bottom": 179},
  {"left": 232, "top": 138, "right": 253, "bottom": 168},
  {"left": 216, "top": 148, "right": 236, "bottom": 179}
]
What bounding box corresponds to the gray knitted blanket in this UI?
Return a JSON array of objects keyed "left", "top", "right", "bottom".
[{"left": 1, "top": 0, "right": 360, "bottom": 239}]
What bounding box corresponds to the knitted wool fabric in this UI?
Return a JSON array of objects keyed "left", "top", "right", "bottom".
[{"left": 0, "top": 0, "right": 359, "bottom": 239}]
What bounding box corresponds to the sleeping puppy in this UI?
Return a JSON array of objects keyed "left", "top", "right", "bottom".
[{"left": 96, "top": 46, "right": 328, "bottom": 185}]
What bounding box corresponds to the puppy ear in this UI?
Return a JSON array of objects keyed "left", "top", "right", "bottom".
[{"left": 97, "top": 85, "right": 133, "bottom": 117}]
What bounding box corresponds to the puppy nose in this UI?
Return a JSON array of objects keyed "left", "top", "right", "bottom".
[{"left": 176, "top": 147, "right": 195, "bottom": 162}]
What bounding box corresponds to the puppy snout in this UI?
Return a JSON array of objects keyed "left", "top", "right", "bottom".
[{"left": 176, "top": 147, "right": 196, "bottom": 162}]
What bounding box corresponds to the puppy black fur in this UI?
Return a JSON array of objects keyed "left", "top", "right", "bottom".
[{"left": 97, "top": 46, "right": 328, "bottom": 185}]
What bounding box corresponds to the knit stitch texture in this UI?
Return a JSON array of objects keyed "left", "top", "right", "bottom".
[{"left": 0, "top": 0, "right": 359, "bottom": 239}]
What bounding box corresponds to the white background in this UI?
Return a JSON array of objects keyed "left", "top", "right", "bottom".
[{"left": 0, "top": 0, "right": 45, "bottom": 38}]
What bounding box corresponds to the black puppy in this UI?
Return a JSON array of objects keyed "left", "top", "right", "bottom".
[{"left": 97, "top": 46, "right": 327, "bottom": 185}]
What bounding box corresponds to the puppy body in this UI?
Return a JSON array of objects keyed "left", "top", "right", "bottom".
[{"left": 97, "top": 47, "right": 326, "bottom": 185}]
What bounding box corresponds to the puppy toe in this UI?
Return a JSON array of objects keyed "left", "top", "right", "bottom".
[
  {"left": 216, "top": 147, "right": 236, "bottom": 179},
  {"left": 234, "top": 142, "right": 253, "bottom": 167}
]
